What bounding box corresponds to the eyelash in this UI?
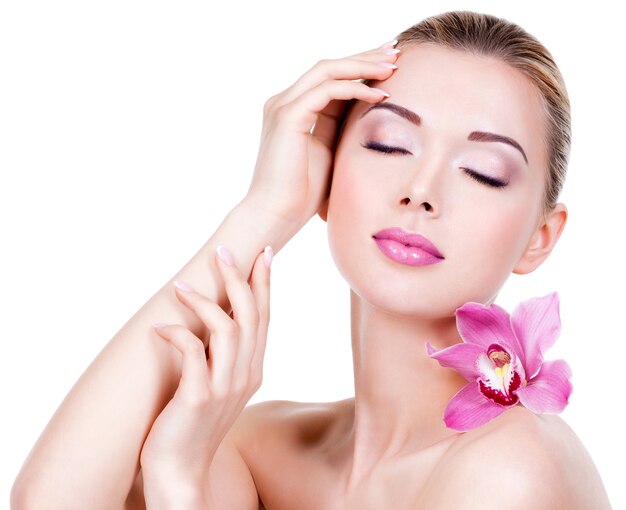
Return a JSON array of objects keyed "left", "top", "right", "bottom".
[
  {"left": 361, "top": 141, "right": 411, "bottom": 155},
  {"left": 361, "top": 141, "right": 508, "bottom": 189},
  {"left": 461, "top": 168, "right": 508, "bottom": 188}
]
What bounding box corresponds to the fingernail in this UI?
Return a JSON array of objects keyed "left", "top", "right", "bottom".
[
  {"left": 264, "top": 245, "right": 274, "bottom": 269},
  {"left": 174, "top": 280, "right": 194, "bottom": 292},
  {"left": 377, "top": 62, "right": 398, "bottom": 69},
  {"left": 216, "top": 245, "right": 234, "bottom": 266},
  {"left": 379, "top": 38, "right": 398, "bottom": 49},
  {"left": 370, "top": 87, "right": 390, "bottom": 97},
  {"left": 152, "top": 322, "right": 167, "bottom": 328},
  {"left": 380, "top": 48, "right": 401, "bottom": 55}
]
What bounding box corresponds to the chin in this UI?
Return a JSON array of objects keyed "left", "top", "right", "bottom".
[
  {"left": 345, "top": 267, "right": 459, "bottom": 319},
  {"left": 345, "top": 258, "right": 512, "bottom": 320}
]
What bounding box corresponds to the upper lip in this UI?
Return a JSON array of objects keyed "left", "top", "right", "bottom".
[{"left": 373, "top": 227, "right": 444, "bottom": 258}]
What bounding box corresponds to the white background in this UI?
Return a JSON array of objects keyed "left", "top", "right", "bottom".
[{"left": 2, "top": 1, "right": 623, "bottom": 507}]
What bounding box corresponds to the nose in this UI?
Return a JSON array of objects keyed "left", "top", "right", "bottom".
[
  {"left": 399, "top": 159, "right": 442, "bottom": 217},
  {"left": 400, "top": 195, "right": 435, "bottom": 213}
]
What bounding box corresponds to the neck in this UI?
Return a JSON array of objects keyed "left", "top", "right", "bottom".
[{"left": 338, "top": 289, "right": 469, "bottom": 489}]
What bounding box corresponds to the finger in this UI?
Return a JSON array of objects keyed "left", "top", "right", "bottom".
[
  {"left": 309, "top": 50, "right": 400, "bottom": 144},
  {"left": 344, "top": 46, "right": 401, "bottom": 61},
  {"left": 309, "top": 96, "right": 352, "bottom": 149},
  {"left": 323, "top": 47, "right": 401, "bottom": 72},
  {"left": 249, "top": 245, "right": 272, "bottom": 378},
  {"left": 152, "top": 323, "right": 210, "bottom": 403},
  {"left": 213, "top": 245, "right": 261, "bottom": 346},
  {"left": 276, "top": 79, "right": 391, "bottom": 136},
  {"left": 172, "top": 281, "right": 236, "bottom": 338},
  {"left": 345, "top": 39, "right": 400, "bottom": 58},
  {"left": 227, "top": 249, "right": 266, "bottom": 382},
  {"left": 271, "top": 57, "right": 397, "bottom": 110},
  {"left": 171, "top": 283, "right": 239, "bottom": 387},
  {"left": 213, "top": 245, "right": 264, "bottom": 391}
]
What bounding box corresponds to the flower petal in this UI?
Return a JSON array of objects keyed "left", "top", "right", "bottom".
[
  {"left": 515, "top": 359, "right": 573, "bottom": 414},
  {"left": 443, "top": 382, "right": 510, "bottom": 432},
  {"left": 425, "top": 341, "right": 484, "bottom": 382},
  {"left": 456, "top": 302, "right": 522, "bottom": 356},
  {"left": 511, "top": 292, "right": 561, "bottom": 379}
]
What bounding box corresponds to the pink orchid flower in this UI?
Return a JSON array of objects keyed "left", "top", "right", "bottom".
[{"left": 426, "top": 292, "right": 573, "bottom": 432}]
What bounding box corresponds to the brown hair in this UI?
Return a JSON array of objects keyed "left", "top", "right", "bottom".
[{"left": 358, "top": 10, "right": 571, "bottom": 214}]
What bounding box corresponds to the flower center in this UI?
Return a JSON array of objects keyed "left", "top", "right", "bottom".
[{"left": 477, "top": 343, "right": 522, "bottom": 406}]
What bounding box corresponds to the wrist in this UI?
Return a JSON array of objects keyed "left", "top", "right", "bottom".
[{"left": 233, "top": 195, "right": 305, "bottom": 253}]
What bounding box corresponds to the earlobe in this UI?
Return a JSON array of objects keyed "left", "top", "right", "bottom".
[{"left": 512, "top": 203, "right": 568, "bottom": 275}]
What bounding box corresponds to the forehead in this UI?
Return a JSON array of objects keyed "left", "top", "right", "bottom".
[{"left": 351, "top": 43, "right": 547, "bottom": 167}]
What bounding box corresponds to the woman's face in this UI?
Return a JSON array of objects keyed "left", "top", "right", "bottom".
[{"left": 325, "top": 43, "right": 560, "bottom": 318}]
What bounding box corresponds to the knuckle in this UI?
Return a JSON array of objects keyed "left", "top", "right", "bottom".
[
  {"left": 274, "top": 104, "right": 290, "bottom": 123},
  {"left": 314, "top": 58, "right": 330, "bottom": 69},
  {"left": 221, "top": 320, "right": 238, "bottom": 337},
  {"left": 315, "top": 58, "right": 336, "bottom": 78},
  {"left": 263, "top": 95, "right": 276, "bottom": 115},
  {"left": 322, "top": 78, "right": 337, "bottom": 92},
  {"left": 187, "top": 339, "right": 206, "bottom": 357}
]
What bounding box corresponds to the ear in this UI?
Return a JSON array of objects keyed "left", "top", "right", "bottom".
[
  {"left": 512, "top": 203, "right": 568, "bottom": 275},
  {"left": 317, "top": 197, "right": 329, "bottom": 223}
]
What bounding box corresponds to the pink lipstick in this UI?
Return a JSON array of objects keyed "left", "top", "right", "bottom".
[{"left": 372, "top": 227, "right": 444, "bottom": 267}]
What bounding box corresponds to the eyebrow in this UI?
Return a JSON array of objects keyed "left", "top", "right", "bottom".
[{"left": 359, "top": 102, "right": 528, "bottom": 164}]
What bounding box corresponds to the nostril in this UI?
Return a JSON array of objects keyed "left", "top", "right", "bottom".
[{"left": 423, "top": 202, "right": 433, "bottom": 211}]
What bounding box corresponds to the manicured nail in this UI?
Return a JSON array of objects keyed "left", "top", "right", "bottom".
[
  {"left": 380, "top": 48, "right": 401, "bottom": 55},
  {"left": 377, "top": 62, "right": 398, "bottom": 69},
  {"left": 216, "top": 244, "right": 234, "bottom": 266},
  {"left": 264, "top": 245, "right": 274, "bottom": 269},
  {"left": 370, "top": 87, "right": 390, "bottom": 97},
  {"left": 379, "top": 38, "right": 398, "bottom": 49},
  {"left": 152, "top": 322, "right": 167, "bottom": 328},
  {"left": 174, "top": 280, "right": 194, "bottom": 292}
]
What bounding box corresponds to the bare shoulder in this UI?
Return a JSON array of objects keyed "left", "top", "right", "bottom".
[
  {"left": 234, "top": 398, "right": 342, "bottom": 457},
  {"left": 231, "top": 399, "right": 345, "bottom": 510},
  {"left": 416, "top": 406, "right": 611, "bottom": 510},
  {"left": 230, "top": 399, "right": 295, "bottom": 452}
]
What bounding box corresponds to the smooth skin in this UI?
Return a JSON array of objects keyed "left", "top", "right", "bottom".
[
  {"left": 11, "top": 39, "right": 611, "bottom": 510},
  {"left": 140, "top": 247, "right": 272, "bottom": 508},
  {"left": 138, "top": 43, "right": 610, "bottom": 509}
]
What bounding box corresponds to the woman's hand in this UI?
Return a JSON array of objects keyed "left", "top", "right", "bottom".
[
  {"left": 244, "top": 40, "right": 399, "bottom": 225},
  {"left": 139, "top": 244, "right": 273, "bottom": 490}
]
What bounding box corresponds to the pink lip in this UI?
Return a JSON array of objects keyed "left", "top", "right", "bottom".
[{"left": 372, "top": 227, "right": 444, "bottom": 267}]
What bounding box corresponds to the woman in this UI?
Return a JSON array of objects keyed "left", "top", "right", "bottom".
[{"left": 11, "top": 10, "right": 611, "bottom": 509}]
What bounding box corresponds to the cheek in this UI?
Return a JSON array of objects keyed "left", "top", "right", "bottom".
[
  {"left": 326, "top": 160, "right": 382, "bottom": 282},
  {"left": 458, "top": 199, "right": 536, "bottom": 274},
  {"left": 328, "top": 166, "right": 370, "bottom": 246},
  {"left": 328, "top": 150, "right": 380, "bottom": 226}
]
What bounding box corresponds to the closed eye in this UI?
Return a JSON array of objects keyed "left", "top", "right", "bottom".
[
  {"left": 361, "top": 141, "right": 412, "bottom": 155},
  {"left": 461, "top": 168, "right": 508, "bottom": 188},
  {"left": 361, "top": 141, "right": 507, "bottom": 189}
]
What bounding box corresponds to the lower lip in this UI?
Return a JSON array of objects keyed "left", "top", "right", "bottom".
[{"left": 374, "top": 238, "right": 444, "bottom": 266}]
